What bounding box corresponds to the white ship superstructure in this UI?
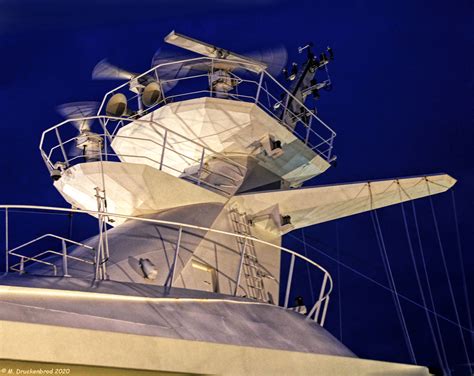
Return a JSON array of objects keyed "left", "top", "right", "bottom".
[{"left": 0, "top": 31, "right": 456, "bottom": 375}]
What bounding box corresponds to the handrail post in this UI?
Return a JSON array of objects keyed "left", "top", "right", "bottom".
[
  {"left": 160, "top": 129, "right": 168, "bottom": 171},
  {"left": 94, "top": 231, "right": 101, "bottom": 281},
  {"left": 55, "top": 128, "right": 69, "bottom": 167},
  {"left": 234, "top": 238, "right": 248, "bottom": 296},
  {"left": 255, "top": 71, "right": 264, "bottom": 104},
  {"left": 61, "top": 239, "right": 70, "bottom": 277},
  {"left": 320, "top": 296, "right": 330, "bottom": 326},
  {"left": 103, "top": 129, "right": 108, "bottom": 162},
  {"left": 137, "top": 95, "right": 144, "bottom": 115},
  {"left": 168, "top": 226, "right": 183, "bottom": 292},
  {"left": 284, "top": 254, "right": 295, "bottom": 308},
  {"left": 154, "top": 69, "right": 166, "bottom": 105},
  {"left": 197, "top": 148, "right": 206, "bottom": 186},
  {"left": 327, "top": 135, "right": 334, "bottom": 161},
  {"left": 19, "top": 257, "right": 25, "bottom": 275},
  {"left": 4, "top": 208, "right": 8, "bottom": 275},
  {"left": 209, "top": 59, "right": 214, "bottom": 98},
  {"left": 94, "top": 211, "right": 105, "bottom": 281},
  {"left": 314, "top": 273, "right": 329, "bottom": 323},
  {"left": 305, "top": 116, "right": 312, "bottom": 146}
]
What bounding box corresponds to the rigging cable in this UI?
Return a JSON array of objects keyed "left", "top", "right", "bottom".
[
  {"left": 428, "top": 188, "right": 472, "bottom": 375},
  {"left": 371, "top": 209, "right": 417, "bottom": 364},
  {"left": 301, "top": 229, "right": 315, "bottom": 303},
  {"left": 288, "top": 232, "right": 473, "bottom": 334},
  {"left": 450, "top": 190, "right": 473, "bottom": 337},
  {"left": 411, "top": 199, "right": 451, "bottom": 375},
  {"left": 399, "top": 198, "right": 447, "bottom": 374},
  {"left": 336, "top": 221, "right": 343, "bottom": 341}
]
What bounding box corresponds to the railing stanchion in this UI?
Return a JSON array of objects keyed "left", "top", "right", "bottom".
[
  {"left": 160, "top": 129, "right": 168, "bottom": 171},
  {"left": 61, "top": 239, "right": 70, "bottom": 277},
  {"left": 306, "top": 301, "right": 319, "bottom": 321},
  {"left": 103, "top": 129, "right": 108, "bottom": 162},
  {"left": 255, "top": 71, "right": 264, "bottom": 104},
  {"left": 209, "top": 59, "right": 214, "bottom": 98},
  {"left": 197, "top": 148, "right": 206, "bottom": 186},
  {"left": 169, "top": 226, "right": 183, "bottom": 292},
  {"left": 234, "top": 238, "right": 248, "bottom": 296},
  {"left": 284, "top": 254, "right": 295, "bottom": 308},
  {"left": 0, "top": 205, "right": 333, "bottom": 317},
  {"left": 4, "top": 208, "right": 8, "bottom": 275},
  {"left": 154, "top": 69, "right": 166, "bottom": 105},
  {"left": 314, "top": 273, "right": 329, "bottom": 323},
  {"left": 55, "top": 128, "right": 69, "bottom": 167},
  {"left": 320, "top": 296, "right": 330, "bottom": 327},
  {"left": 328, "top": 135, "right": 334, "bottom": 161},
  {"left": 305, "top": 116, "right": 312, "bottom": 145}
]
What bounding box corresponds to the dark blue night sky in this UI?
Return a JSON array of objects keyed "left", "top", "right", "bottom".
[{"left": 0, "top": 0, "right": 472, "bottom": 374}]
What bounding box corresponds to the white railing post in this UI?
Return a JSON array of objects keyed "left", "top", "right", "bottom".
[
  {"left": 103, "top": 129, "right": 108, "bottom": 162},
  {"left": 19, "top": 257, "right": 25, "bottom": 275},
  {"left": 234, "top": 238, "right": 248, "bottom": 296},
  {"left": 0, "top": 205, "right": 333, "bottom": 318},
  {"left": 94, "top": 229, "right": 101, "bottom": 281},
  {"left": 255, "top": 71, "right": 264, "bottom": 104},
  {"left": 320, "top": 296, "right": 330, "bottom": 326},
  {"left": 327, "top": 135, "right": 334, "bottom": 161},
  {"left": 159, "top": 129, "right": 168, "bottom": 171},
  {"left": 306, "top": 301, "right": 319, "bottom": 321},
  {"left": 284, "top": 254, "right": 295, "bottom": 308},
  {"left": 137, "top": 95, "right": 144, "bottom": 115},
  {"left": 168, "top": 226, "right": 183, "bottom": 291},
  {"left": 197, "top": 148, "right": 206, "bottom": 186},
  {"left": 61, "top": 239, "right": 70, "bottom": 277},
  {"left": 55, "top": 128, "right": 69, "bottom": 166},
  {"left": 305, "top": 116, "right": 312, "bottom": 146},
  {"left": 154, "top": 69, "right": 166, "bottom": 105},
  {"left": 4, "top": 208, "right": 8, "bottom": 275},
  {"left": 314, "top": 273, "right": 329, "bottom": 323},
  {"left": 209, "top": 59, "right": 214, "bottom": 98}
]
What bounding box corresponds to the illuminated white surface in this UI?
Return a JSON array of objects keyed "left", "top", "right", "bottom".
[
  {"left": 232, "top": 174, "right": 457, "bottom": 234},
  {"left": 54, "top": 161, "right": 226, "bottom": 226},
  {"left": 112, "top": 97, "right": 330, "bottom": 186}
]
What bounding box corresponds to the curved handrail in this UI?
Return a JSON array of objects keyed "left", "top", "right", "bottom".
[
  {"left": 91, "top": 55, "right": 336, "bottom": 159},
  {"left": 8, "top": 233, "right": 94, "bottom": 253},
  {"left": 100, "top": 56, "right": 336, "bottom": 135},
  {"left": 0, "top": 204, "right": 332, "bottom": 324},
  {"left": 40, "top": 115, "right": 246, "bottom": 169},
  {"left": 39, "top": 115, "right": 248, "bottom": 195}
]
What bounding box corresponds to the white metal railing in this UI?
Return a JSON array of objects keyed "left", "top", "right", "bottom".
[
  {"left": 8, "top": 234, "right": 94, "bottom": 276},
  {"left": 0, "top": 205, "right": 333, "bottom": 326},
  {"left": 95, "top": 56, "right": 336, "bottom": 161},
  {"left": 40, "top": 115, "right": 247, "bottom": 196}
]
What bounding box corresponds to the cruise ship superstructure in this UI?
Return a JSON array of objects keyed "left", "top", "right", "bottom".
[{"left": 0, "top": 31, "right": 456, "bottom": 375}]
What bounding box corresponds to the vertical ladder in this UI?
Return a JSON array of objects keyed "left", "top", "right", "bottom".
[
  {"left": 229, "top": 208, "right": 266, "bottom": 301},
  {"left": 94, "top": 186, "right": 109, "bottom": 281}
]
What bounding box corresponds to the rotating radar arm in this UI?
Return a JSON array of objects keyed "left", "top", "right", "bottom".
[{"left": 164, "top": 30, "right": 268, "bottom": 73}]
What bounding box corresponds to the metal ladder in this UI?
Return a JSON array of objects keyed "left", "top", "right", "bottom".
[{"left": 229, "top": 208, "right": 266, "bottom": 301}]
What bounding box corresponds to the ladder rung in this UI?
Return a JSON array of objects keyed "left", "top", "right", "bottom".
[
  {"left": 243, "top": 263, "right": 258, "bottom": 269},
  {"left": 245, "top": 274, "right": 260, "bottom": 279}
]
